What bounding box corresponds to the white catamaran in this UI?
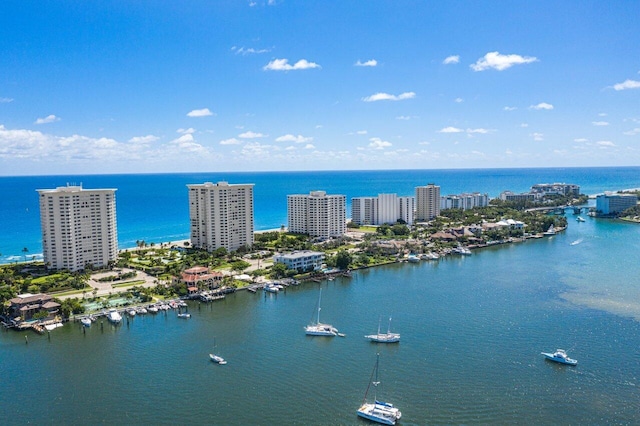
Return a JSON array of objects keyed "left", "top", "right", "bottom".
[
  {"left": 365, "top": 316, "right": 400, "bottom": 343},
  {"left": 305, "top": 288, "right": 338, "bottom": 336},
  {"left": 209, "top": 338, "right": 227, "bottom": 365},
  {"left": 357, "top": 353, "right": 402, "bottom": 425}
]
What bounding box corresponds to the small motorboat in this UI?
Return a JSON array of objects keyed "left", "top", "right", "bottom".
[
  {"left": 81, "top": 317, "right": 92, "bottom": 327},
  {"left": 177, "top": 313, "right": 191, "bottom": 319},
  {"left": 209, "top": 353, "right": 227, "bottom": 365},
  {"left": 541, "top": 349, "right": 577, "bottom": 366}
]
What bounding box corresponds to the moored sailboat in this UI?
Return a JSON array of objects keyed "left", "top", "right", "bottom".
[
  {"left": 305, "top": 288, "right": 338, "bottom": 336},
  {"left": 365, "top": 316, "right": 400, "bottom": 343},
  {"left": 357, "top": 353, "right": 402, "bottom": 425}
]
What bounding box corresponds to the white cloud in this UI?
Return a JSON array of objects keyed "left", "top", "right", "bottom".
[
  {"left": 470, "top": 51, "right": 538, "bottom": 71},
  {"left": 597, "top": 140, "right": 615, "bottom": 147},
  {"left": 177, "top": 128, "right": 196, "bottom": 134},
  {"left": 443, "top": 55, "right": 460, "bottom": 65},
  {"left": 467, "top": 128, "right": 490, "bottom": 134},
  {"left": 362, "top": 92, "right": 415, "bottom": 102},
  {"left": 275, "top": 134, "right": 312, "bottom": 143},
  {"left": 623, "top": 128, "right": 640, "bottom": 136},
  {"left": 263, "top": 58, "right": 321, "bottom": 71},
  {"left": 239, "top": 131, "right": 266, "bottom": 139},
  {"left": 520, "top": 123, "right": 529, "bottom": 128},
  {"left": 232, "top": 46, "right": 270, "bottom": 55},
  {"left": 170, "top": 133, "right": 208, "bottom": 153},
  {"left": 530, "top": 102, "right": 554, "bottom": 110},
  {"left": 531, "top": 132, "right": 544, "bottom": 141},
  {"left": 129, "top": 135, "right": 159, "bottom": 144},
  {"left": 611, "top": 79, "right": 640, "bottom": 91},
  {"left": 592, "top": 121, "right": 609, "bottom": 126},
  {"left": 356, "top": 130, "right": 367, "bottom": 135},
  {"left": 220, "top": 138, "right": 241, "bottom": 145},
  {"left": 574, "top": 138, "right": 588, "bottom": 142},
  {"left": 368, "top": 137, "right": 392, "bottom": 149},
  {"left": 35, "top": 114, "right": 60, "bottom": 124},
  {"left": 396, "top": 116, "right": 411, "bottom": 120},
  {"left": 187, "top": 108, "right": 214, "bottom": 117},
  {"left": 0, "top": 97, "right": 13, "bottom": 103},
  {"left": 355, "top": 59, "right": 377, "bottom": 67},
  {"left": 454, "top": 98, "right": 463, "bottom": 103},
  {"left": 504, "top": 106, "right": 517, "bottom": 111},
  {"left": 599, "top": 112, "right": 608, "bottom": 117},
  {"left": 304, "top": 144, "right": 315, "bottom": 149},
  {"left": 438, "top": 126, "right": 463, "bottom": 133}
]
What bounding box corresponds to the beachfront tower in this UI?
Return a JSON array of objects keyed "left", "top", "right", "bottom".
[
  {"left": 188, "top": 181, "right": 255, "bottom": 252},
  {"left": 287, "top": 191, "right": 346, "bottom": 239},
  {"left": 415, "top": 183, "right": 440, "bottom": 222},
  {"left": 37, "top": 185, "right": 118, "bottom": 272}
]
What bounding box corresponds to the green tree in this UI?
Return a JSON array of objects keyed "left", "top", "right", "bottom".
[{"left": 335, "top": 250, "right": 352, "bottom": 270}]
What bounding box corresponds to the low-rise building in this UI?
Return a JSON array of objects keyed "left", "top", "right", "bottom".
[
  {"left": 499, "top": 191, "right": 535, "bottom": 203},
  {"left": 8, "top": 293, "right": 60, "bottom": 321},
  {"left": 531, "top": 183, "right": 580, "bottom": 197},
  {"left": 181, "top": 266, "right": 223, "bottom": 290},
  {"left": 273, "top": 250, "right": 325, "bottom": 272},
  {"left": 441, "top": 192, "right": 489, "bottom": 210}
]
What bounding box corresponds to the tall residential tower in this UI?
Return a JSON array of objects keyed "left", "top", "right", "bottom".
[
  {"left": 288, "top": 190, "right": 346, "bottom": 239},
  {"left": 415, "top": 183, "right": 440, "bottom": 222},
  {"left": 37, "top": 185, "right": 118, "bottom": 271},
  {"left": 188, "top": 181, "right": 254, "bottom": 252}
]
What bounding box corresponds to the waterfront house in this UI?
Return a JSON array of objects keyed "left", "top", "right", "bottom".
[
  {"left": 273, "top": 250, "right": 325, "bottom": 273},
  {"left": 8, "top": 293, "right": 60, "bottom": 322},
  {"left": 181, "top": 266, "right": 223, "bottom": 290}
]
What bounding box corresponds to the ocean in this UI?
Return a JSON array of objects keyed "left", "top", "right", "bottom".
[
  {"left": 1, "top": 167, "right": 640, "bottom": 423},
  {"left": 1, "top": 167, "right": 639, "bottom": 263}
]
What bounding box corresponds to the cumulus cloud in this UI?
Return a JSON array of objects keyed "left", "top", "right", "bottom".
[
  {"left": 275, "top": 134, "right": 312, "bottom": 143},
  {"left": 304, "top": 144, "right": 315, "bottom": 149},
  {"left": 504, "top": 106, "right": 517, "bottom": 111},
  {"left": 0, "top": 97, "right": 13, "bottom": 103},
  {"left": 356, "top": 130, "right": 367, "bottom": 135},
  {"left": 467, "top": 128, "right": 490, "bottom": 134},
  {"left": 470, "top": 51, "right": 538, "bottom": 71},
  {"left": 177, "top": 128, "right": 196, "bottom": 134},
  {"left": 438, "top": 126, "right": 463, "bottom": 133},
  {"left": 530, "top": 102, "right": 554, "bottom": 110},
  {"left": 232, "top": 46, "right": 270, "bottom": 55},
  {"left": 129, "top": 135, "right": 159, "bottom": 144},
  {"left": 170, "top": 133, "right": 207, "bottom": 153},
  {"left": 396, "top": 116, "right": 411, "bottom": 120},
  {"left": 220, "top": 138, "right": 241, "bottom": 145},
  {"left": 597, "top": 140, "right": 615, "bottom": 147},
  {"left": 368, "top": 137, "right": 392, "bottom": 149},
  {"left": 592, "top": 121, "right": 609, "bottom": 126},
  {"left": 623, "top": 128, "right": 640, "bottom": 136},
  {"left": 611, "top": 79, "right": 640, "bottom": 91},
  {"left": 35, "top": 115, "right": 60, "bottom": 124},
  {"left": 187, "top": 108, "right": 214, "bottom": 117},
  {"left": 454, "top": 98, "right": 463, "bottom": 103},
  {"left": 263, "top": 58, "right": 321, "bottom": 71},
  {"left": 355, "top": 59, "right": 377, "bottom": 67},
  {"left": 239, "top": 131, "right": 266, "bottom": 139},
  {"left": 362, "top": 92, "right": 415, "bottom": 102},
  {"left": 574, "top": 138, "right": 588, "bottom": 142},
  {"left": 531, "top": 132, "right": 544, "bottom": 141},
  {"left": 443, "top": 55, "right": 460, "bottom": 65}
]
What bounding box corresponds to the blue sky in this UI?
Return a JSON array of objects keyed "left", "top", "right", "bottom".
[{"left": 1, "top": 1, "right": 639, "bottom": 175}]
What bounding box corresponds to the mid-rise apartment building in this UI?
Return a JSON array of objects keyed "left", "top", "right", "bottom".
[
  {"left": 288, "top": 191, "right": 346, "bottom": 238},
  {"left": 37, "top": 185, "right": 118, "bottom": 272},
  {"left": 441, "top": 192, "right": 489, "bottom": 210},
  {"left": 188, "top": 181, "right": 254, "bottom": 252},
  {"left": 596, "top": 193, "right": 638, "bottom": 216},
  {"left": 273, "top": 250, "right": 325, "bottom": 272},
  {"left": 415, "top": 184, "right": 440, "bottom": 222},
  {"left": 351, "top": 194, "right": 415, "bottom": 225}
]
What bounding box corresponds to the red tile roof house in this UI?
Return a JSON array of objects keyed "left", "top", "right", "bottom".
[
  {"left": 8, "top": 293, "right": 61, "bottom": 322},
  {"left": 181, "top": 266, "right": 223, "bottom": 292}
]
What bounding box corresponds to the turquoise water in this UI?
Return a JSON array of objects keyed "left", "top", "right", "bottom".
[
  {"left": 1, "top": 167, "right": 639, "bottom": 262},
  {"left": 1, "top": 216, "right": 639, "bottom": 424}
]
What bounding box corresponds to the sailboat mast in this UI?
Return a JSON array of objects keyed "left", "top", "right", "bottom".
[{"left": 317, "top": 288, "right": 322, "bottom": 324}]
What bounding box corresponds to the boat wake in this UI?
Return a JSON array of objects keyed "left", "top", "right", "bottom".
[{"left": 570, "top": 239, "right": 584, "bottom": 246}]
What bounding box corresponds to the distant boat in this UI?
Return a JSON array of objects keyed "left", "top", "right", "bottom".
[
  {"left": 365, "top": 316, "right": 400, "bottom": 343},
  {"left": 407, "top": 254, "right": 420, "bottom": 263},
  {"left": 421, "top": 252, "right": 439, "bottom": 260},
  {"left": 80, "top": 317, "right": 92, "bottom": 327},
  {"left": 210, "top": 338, "right": 227, "bottom": 365},
  {"left": 357, "top": 353, "right": 402, "bottom": 425},
  {"left": 576, "top": 216, "right": 586, "bottom": 222},
  {"left": 570, "top": 239, "right": 583, "bottom": 246},
  {"left": 106, "top": 309, "right": 122, "bottom": 324},
  {"left": 543, "top": 224, "right": 557, "bottom": 236},
  {"left": 177, "top": 313, "right": 191, "bottom": 319},
  {"left": 452, "top": 246, "right": 472, "bottom": 255},
  {"left": 305, "top": 288, "right": 338, "bottom": 336},
  {"left": 541, "top": 349, "right": 577, "bottom": 366}
]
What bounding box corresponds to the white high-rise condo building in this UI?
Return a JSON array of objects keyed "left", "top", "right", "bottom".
[
  {"left": 37, "top": 185, "right": 118, "bottom": 272},
  {"left": 188, "top": 182, "right": 254, "bottom": 252},
  {"left": 288, "top": 191, "right": 346, "bottom": 239},
  {"left": 441, "top": 192, "right": 489, "bottom": 210},
  {"left": 351, "top": 194, "right": 415, "bottom": 225},
  {"left": 415, "top": 183, "right": 440, "bottom": 222}
]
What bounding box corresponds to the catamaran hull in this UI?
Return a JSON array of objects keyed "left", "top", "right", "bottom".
[
  {"left": 357, "top": 403, "right": 401, "bottom": 425},
  {"left": 365, "top": 334, "right": 400, "bottom": 343}
]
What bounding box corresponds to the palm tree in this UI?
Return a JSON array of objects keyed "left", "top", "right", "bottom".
[{"left": 21, "top": 247, "right": 29, "bottom": 262}]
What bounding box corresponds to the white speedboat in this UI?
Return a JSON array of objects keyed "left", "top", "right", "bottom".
[
  {"left": 106, "top": 309, "right": 122, "bottom": 324},
  {"left": 357, "top": 354, "right": 402, "bottom": 425},
  {"left": 452, "top": 246, "right": 472, "bottom": 255},
  {"left": 541, "top": 349, "right": 577, "bottom": 366},
  {"left": 264, "top": 284, "right": 280, "bottom": 293},
  {"left": 127, "top": 309, "right": 136, "bottom": 317},
  {"left": 210, "top": 338, "right": 227, "bottom": 364},
  {"left": 365, "top": 317, "right": 400, "bottom": 343},
  {"left": 407, "top": 254, "right": 420, "bottom": 263},
  {"left": 147, "top": 305, "right": 158, "bottom": 313},
  {"left": 576, "top": 216, "right": 586, "bottom": 222},
  {"left": 177, "top": 313, "right": 191, "bottom": 319},
  {"left": 543, "top": 225, "right": 557, "bottom": 236},
  {"left": 421, "top": 252, "right": 439, "bottom": 260},
  {"left": 80, "top": 317, "right": 92, "bottom": 327},
  {"left": 136, "top": 307, "right": 148, "bottom": 314},
  {"left": 305, "top": 288, "right": 338, "bottom": 336}
]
